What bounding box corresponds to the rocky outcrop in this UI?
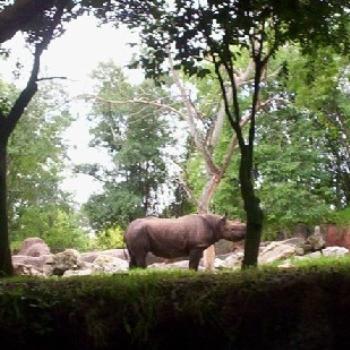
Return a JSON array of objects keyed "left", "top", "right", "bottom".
[
  {"left": 12, "top": 237, "right": 53, "bottom": 276},
  {"left": 322, "top": 246, "right": 349, "bottom": 257},
  {"left": 91, "top": 255, "right": 128, "bottom": 274},
  {"left": 80, "top": 249, "right": 129, "bottom": 263},
  {"left": 12, "top": 254, "right": 52, "bottom": 275},
  {"left": 306, "top": 226, "right": 326, "bottom": 251},
  {"left": 17, "top": 237, "right": 51, "bottom": 257},
  {"left": 258, "top": 241, "right": 297, "bottom": 265},
  {"left": 11, "top": 231, "right": 350, "bottom": 277},
  {"left": 44, "top": 249, "right": 83, "bottom": 276}
]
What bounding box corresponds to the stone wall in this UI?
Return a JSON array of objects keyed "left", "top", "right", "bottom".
[{"left": 325, "top": 224, "right": 350, "bottom": 250}]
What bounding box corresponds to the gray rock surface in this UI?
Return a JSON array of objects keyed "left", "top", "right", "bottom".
[
  {"left": 17, "top": 237, "right": 51, "bottom": 257},
  {"left": 258, "top": 242, "right": 296, "bottom": 265},
  {"left": 322, "top": 246, "right": 349, "bottom": 257}
]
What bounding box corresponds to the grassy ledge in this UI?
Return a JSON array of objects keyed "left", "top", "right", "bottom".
[{"left": 1, "top": 260, "right": 350, "bottom": 350}]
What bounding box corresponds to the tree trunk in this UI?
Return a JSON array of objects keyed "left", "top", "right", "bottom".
[
  {"left": 0, "top": 141, "right": 13, "bottom": 276},
  {"left": 240, "top": 146, "right": 263, "bottom": 268},
  {"left": 199, "top": 174, "right": 221, "bottom": 271}
]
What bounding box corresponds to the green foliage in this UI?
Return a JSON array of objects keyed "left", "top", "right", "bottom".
[
  {"left": 327, "top": 207, "right": 350, "bottom": 225},
  {"left": 3, "top": 262, "right": 350, "bottom": 348},
  {"left": 255, "top": 108, "right": 334, "bottom": 237},
  {"left": 112, "top": 1, "right": 350, "bottom": 80},
  {"left": 0, "top": 79, "right": 86, "bottom": 249},
  {"left": 89, "top": 225, "right": 125, "bottom": 250},
  {"left": 13, "top": 206, "right": 88, "bottom": 251},
  {"left": 82, "top": 62, "right": 175, "bottom": 230}
]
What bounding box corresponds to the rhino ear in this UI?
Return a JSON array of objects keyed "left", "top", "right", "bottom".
[{"left": 220, "top": 214, "right": 227, "bottom": 223}]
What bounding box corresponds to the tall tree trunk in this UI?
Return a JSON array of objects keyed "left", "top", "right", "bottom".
[
  {"left": 199, "top": 175, "right": 221, "bottom": 270},
  {"left": 240, "top": 146, "right": 263, "bottom": 268},
  {"left": 0, "top": 1, "right": 67, "bottom": 277},
  {"left": 0, "top": 140, "right": 13, "bottom": 276},
  {"left": 198, "top": 175, "right": 221, "bottom": 271}
]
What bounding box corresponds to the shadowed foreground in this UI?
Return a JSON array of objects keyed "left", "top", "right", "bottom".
[{"left": 1, "top": 262, "right": 350, "bottom": 350}]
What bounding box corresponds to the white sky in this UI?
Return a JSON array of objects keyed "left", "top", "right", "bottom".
[{"left": 0, "top": 15, "right": 144, "bottom": 205}]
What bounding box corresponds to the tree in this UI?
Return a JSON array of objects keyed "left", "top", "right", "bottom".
[
  {"left": 0, "top": 0, "right": 113, "bottom": 44},
  {"left": 0, "top": 79, "right": 87, "bottom": 250},
  {"left": 81, "top": 62, "right": 174, "bottom": 231},
  {"left": 284, "top": 46, "right": 350, "bottom": 208},
  {"left": 254, "top": 46, "right": 350, "bottom": 236},
  {"left": 0, "top": 0, "right": 59, "bottom": 44},
  {"left": 0, "top": 1, "right": 70, "bottom": 276},
  {"left": 112, "top": 0, "right": 350, "bottom": 267}
]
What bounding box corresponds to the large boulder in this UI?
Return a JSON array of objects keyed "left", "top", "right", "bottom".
[
  {"left": 258, "top": 241, "right": 297, "bottom": 265},
  {"left": 92, "top": 255, "right": 129, "bottom": 274},
  {"left": 214, "top": 239, "right": 236, "bottom": 255},
  {"left": 17, "top": 237, "right": 50, "bottom": 257},
  {"left": 80, "top": 249, "right": 129, "bottom": 263},
  {"left": 45, "top": 249, "right": 83, "bottom": 276},
  {"left": 322, "top": 246, "right": 349, "bottom": 257},
  {"left": 63, "top": 266, "right": 94, "bottom": 277},
  {"left": 13, "top": 263, "right": 43, "bottom": 276},
  {"left": 306, "top": 226, "right": 326, "bottom": 251},
  {"left": 221, "top": 251, "right": 244, "bottom": 269},
  {"left": 12, "top": 254, "right": 53, "bottom": 275}
]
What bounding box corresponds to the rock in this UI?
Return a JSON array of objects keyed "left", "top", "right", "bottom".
[
  {"left": 292, "top": 251, "right": 322, "bottom": 262},
  {"left": 306, "top": 226, "right": 326, "bottom": 251},
  {"left": 13, "top": 263, "right": 43, "bottom": 276},
  {"left": 148, "top": 262, "right": 169, "bottom": 270},
  {"left": 214, "top": 239, "right": 235, "bottom": 255},
  {"left": 170, "top": 260, "right": 192, "bottom": 269},
  {"left": 295, "top": 247, "right": 305, "bottom": 256},
  {"left": 282, "top": 237, "right": 306, "bottom": 247},
  {"left": 322, "top": 246, "right": 349, "bottom": 257},
  {"left": 222, "top": 251, "right": 244, "bottom": 268},
  {"left": 92, "top": 255, "right": 129, "bottom": 274},
  {"left": 306, "top": 251, "right": 323, "bottom": 259},
  {"left": 277, "top": 261, "right": 294, "bottom": 269},
  {"left": 258, "top": 242, "right": 296, "bottom": 265},
  {"left": 17, "top": 237, "right": 50, "bottom": 257},
  {"left": 214, "top": 258, "right": 227, "bottom": 269},
  {"left": 12, "top": 254, "right": 53, "bottom": 274},
  {"left": 149, "top": 260, "right": 190, "bottom": 270},
  {"left": 80, "top": 249, "right": 129, "bottom": 263},
  {"left": 47, "top": 249, "right": 82, "bottom": 276},
  {"left": 63, "top": 268, "right": 94, "bottom": 277}
]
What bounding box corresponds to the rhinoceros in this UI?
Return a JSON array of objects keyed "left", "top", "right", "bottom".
[{"left": 125, "top": 214, "right": 246, "bottom": 270}]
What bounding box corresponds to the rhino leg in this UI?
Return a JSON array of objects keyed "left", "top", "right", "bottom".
[
  {"left": 189, "top": 248, "right": 204, "bottom": 271},
  {"left": 129, "top": 251, "right": 147, "bottom": 269},
  {"left": 129, "top": 254, "right": 137, "bottom": 269}
]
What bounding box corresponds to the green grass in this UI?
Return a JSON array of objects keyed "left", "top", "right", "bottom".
[
  {"left": 2, "top": 259, "right": 350, "bottom": 349},
  {"left": 290, "top": 254, "right": 350, "bottom": 267}
]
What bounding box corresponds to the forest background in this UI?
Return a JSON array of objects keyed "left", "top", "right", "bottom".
[{"left": 1, "top": 1, "right": 350, "bottom": 256}]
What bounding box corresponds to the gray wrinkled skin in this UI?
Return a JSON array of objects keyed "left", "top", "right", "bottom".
[{"left": 125, "top": 214, "right": 246, "bottom": 270}]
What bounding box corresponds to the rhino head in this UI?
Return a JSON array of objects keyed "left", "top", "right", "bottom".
[{"left": 220, "top": 216, "right": 246, "bottom": 242}]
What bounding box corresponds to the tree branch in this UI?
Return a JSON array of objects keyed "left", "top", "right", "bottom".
[
  {"left": 81, "top": 94, "right": 190, "bottom": 121},
  {"left": 37, "top": 76, "right": 67, "bottom": 82},
  {"left": 175, "top": 175, "right": 200, "bottom": 208},
  {"left": 4, "top": 1, "right": 68, "bottom": 139},
  {"left": 168, "top": 55, "right": 220, "bottom": 175},
  {"left": 0, "top": 0, "right": 57, "bottom": 44}
]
